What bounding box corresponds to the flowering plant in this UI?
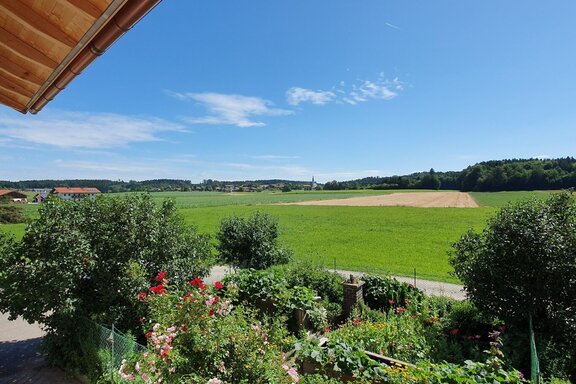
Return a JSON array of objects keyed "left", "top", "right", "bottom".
[{"left": 119, "top": 273, "right": 299, "bottom": 384}]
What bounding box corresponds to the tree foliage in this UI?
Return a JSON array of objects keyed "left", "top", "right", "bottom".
[
  {"left": 450, "top": 191, "right": 576, "bottom": 378},
  {"left": 0, "top": 205, "right": 26, "bottom": 224},
  {"left": 0, "top": 194, "right": 212, "bottom": 366},
  {"left": 217, "top": 211, "right": 292, "bottom": 269}
]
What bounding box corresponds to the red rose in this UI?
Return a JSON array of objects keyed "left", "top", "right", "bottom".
[
  {"left": 150, "top": 283, "right": 166, "bottom": 295},
  {"left": 450, "top": 329, "right": 459, "bottom": 335},
  {"left": 137, "top": 292, "right": 147, "bottom": 301},
  {"left": 214, "top": 281, "right": 224, "bottom": 290},
  {"left": 155, "top": 271, "right": 166, "bottom": 282},
  {"left": 190, "top": 277, "right": 206, "bottom": 289}
]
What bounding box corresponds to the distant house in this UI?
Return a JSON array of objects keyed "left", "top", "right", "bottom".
[
  {"left": 0, "top": 189, "right": 28, "bottom": 203},
  {"left": 50, "top": 187, "right": 101, "bottom": 200},
  {"left": 33, "top": 193, "right": 49, "bottom": 203}
]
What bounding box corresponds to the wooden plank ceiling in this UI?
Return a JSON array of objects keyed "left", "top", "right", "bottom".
[{"left": 0, "top": 0, "right": 160, "bottom": 114}]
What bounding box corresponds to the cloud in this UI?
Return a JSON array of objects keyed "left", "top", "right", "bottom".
[
  {"left": 385, "top": 22, "right": 401, "bottom": 30},
  {"left": 286, "top": 87, "right": 336, "bottom": 106},
  {"left": 251, "top": 154, "right": 301, "bottom": 160},
  {"left": 170, "top": 92, "right": 292, "bottom": 127},
  {"left": 0, "top": 111, "right": 184, "bottom": 149},
  {"left": 286, "top": 75, "right": 404, "bottom": 106}
]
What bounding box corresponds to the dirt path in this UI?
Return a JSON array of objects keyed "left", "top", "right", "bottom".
[{"left": 284, "top": 191, "right": 479, "bottom": 208}]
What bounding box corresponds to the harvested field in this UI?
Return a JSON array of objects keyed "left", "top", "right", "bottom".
[{"left": 283, "top": 191, "right": 479, "bottom": 208}]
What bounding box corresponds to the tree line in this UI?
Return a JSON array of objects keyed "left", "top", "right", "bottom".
[
  {"left": 2, "top": 157, "right": 575, "bottom": 193},
  {"left": 323, "top": 157, "right": 576, "bottom": 191}
]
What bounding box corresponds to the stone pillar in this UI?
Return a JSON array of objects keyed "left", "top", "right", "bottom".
[{"left": 343, "top": 275, "right": 364, "bottom": 319}]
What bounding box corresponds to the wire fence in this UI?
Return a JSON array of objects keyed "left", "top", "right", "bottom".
[{"left": 79, "top": 317, "right": 147, "bottom": 373}]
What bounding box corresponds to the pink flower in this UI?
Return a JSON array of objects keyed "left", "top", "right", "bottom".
[
  {"left": 450, "top": 328, "right": 459, "bottom": 335},
  {"left": 208, "top": 379, "right": 222, "bottom": 384},
  {"left": 283, "top": 365, "right": 300, "bottom": 383}
]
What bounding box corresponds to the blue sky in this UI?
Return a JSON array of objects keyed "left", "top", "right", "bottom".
[{"left": 1, "top": 1, "right": 576, "bottom": 183}]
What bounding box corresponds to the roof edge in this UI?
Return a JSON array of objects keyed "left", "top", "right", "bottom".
[{"left": 25, "top": 0, "right": 161, "bottom": 114}]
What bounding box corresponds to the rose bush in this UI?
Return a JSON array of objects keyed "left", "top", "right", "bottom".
[{"left": 119, "top": 273, "right": 299, "bottom": 384}]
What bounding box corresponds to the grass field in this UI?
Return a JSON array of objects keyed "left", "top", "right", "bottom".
[
  {"left": 470, "top": 190, "right": 551, "bottom": 208},
  {"left": 180, "top": 205, "right": 490, "bottom": 283},
  {"left": 1, "top": 189, "right": 554, "bottom": 283}
]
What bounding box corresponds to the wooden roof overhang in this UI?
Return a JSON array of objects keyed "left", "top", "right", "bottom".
[{"left": 0, "top": 0, "right": 160, "bottom": 114}]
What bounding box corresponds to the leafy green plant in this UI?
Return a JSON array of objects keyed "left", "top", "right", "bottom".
[
  {"left": 0, "top": 194, "right": 212, "bottom": 371},
  {"left": 296, "top": 338, "right": 387, "bottom": 382},
  {"left": 0, "top": 205, "right": 26, "bottom": 223},
  {"left": 217, "top": 211, "right": 292, "bottom": 269},
  {"left": 361, "top": 274, "right": 424, "bottom": 313},
  {"left": 119, "top": 274, "right": 298, "bottom": 384},
  {"left": 451, "top": 191, "right": 576, "bottom": 380}
]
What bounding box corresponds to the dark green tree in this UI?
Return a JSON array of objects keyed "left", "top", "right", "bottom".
[
  {"left": 217, "top": 211, "right": 292, "bottom": 269},
  {"left": 0, "top": 194, "right": 212, "bottom": 368},
  {"left": 450, "top": 191, "right": 576, "bottom": 379}
]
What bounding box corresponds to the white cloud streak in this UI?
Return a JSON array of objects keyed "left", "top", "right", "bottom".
[
  {"left": 169, "top": 92, "right": 292, "bottom": 127},
  {"left": 0, "top": 111, "right": 184, "bottom": 149},
  {"left": 286, "top": 87, "right": 336, "bottom": 106},
  {"left": 251, "top": 154, "right": 301, "bottom": 160},
  {"left": 287, "top": 74, "right": 404, "bottom": 106}
]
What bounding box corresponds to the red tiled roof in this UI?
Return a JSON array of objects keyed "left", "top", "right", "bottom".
[
  {"left": 0, "top": 189, "right": 27, "bottom": 198},
  {"left": 52, "top": 187, "right": 101, "bottom": 194}
]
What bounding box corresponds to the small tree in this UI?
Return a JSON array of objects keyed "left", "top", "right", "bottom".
[
  {"left": 217, "top": 211, "right": 292, "bottom": 269},
  {"left": 450, "top": 191, "right": 576, "bottom": 379},
  {"left": 0, "top": 194, "right": 212, "bottom": 369}
]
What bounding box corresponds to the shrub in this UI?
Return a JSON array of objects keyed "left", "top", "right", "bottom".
[
  {"left": 119, "top": 274, "right": 298, "bottom": 383},
  {"left": 328, "top": 312, "right": 431, "bottom": 363},
  {"left": 0, "top": 205, "right": 26, "bottom": 223},
  {"left": 450, "top": 191, "right": 576, "bottom": 380},
  {"left": 217, "top": 211, "right": 292, "bottom": 269},
  {"left": 0, "top": 194, "right": 212, "bottom": 370},
  {"left": 361, "top": 274, "right": 425, "bottom": 313},
  {"left": 276, "top": 261, "right": 344, "bottom": 305},
  {"left": 222, "top": 268, "right": 329, "bottom": 332}
]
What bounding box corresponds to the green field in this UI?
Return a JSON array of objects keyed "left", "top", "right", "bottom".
[
  {"left": 180, "top": 204, "right": 490, "bottom": 283},
  {"left": 470, "top": 190, "right": 551, "bottom": 208},
  {"left": 2, "top": 189, "right": 553, "bottom": 283}
]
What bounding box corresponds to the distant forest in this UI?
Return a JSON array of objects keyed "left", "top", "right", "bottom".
[
  {"left": 1, "top": 158, "right": 575, "bottom": 193},
  {"left": 325, "top": 157, "right": 576, "bottom": 191}
]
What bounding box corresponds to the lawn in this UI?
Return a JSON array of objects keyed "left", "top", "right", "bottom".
[
  {"left": 180, "top": 205, "right": 491, "bottom": 283},
  {"left": 3, "top": 189, "right": 551, "bottom": 283},
  {"left": 470, "top": 190, "right": 551, "bottom": 208}
]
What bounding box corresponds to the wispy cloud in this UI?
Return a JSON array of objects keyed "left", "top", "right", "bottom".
[
  {"left": 251, "top": 154, "right": 301, "bottom": 160},
  {"left": 385, "top": 22, "right": 401, "bottom": 30},
  {"left": 286, "top": 87, "right": 336, "bottom": 106},
  {"left": 169, "top": 92, "right": 292, "bottom": 127},
  {"left": 286, "top": 74, "right": 404, "bottom": 106},
  {"left": 0, "top": 111, "right": 184, "bottom": 149}
]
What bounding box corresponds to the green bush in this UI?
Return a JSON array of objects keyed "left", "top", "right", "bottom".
[
  {"left": 0, "top": 205, "right": 26, "bottom": 223},
  {"left": 361, "top": 274, "right": 425, "bottom": 313},
  {"left": 0, "top": 194, "right": 212, "bottom": 370},
  {"left": 119, "top": 274, "right": 298, "bottom": 383},
  {"left": 217, "top": 211, "right": 292, "bottom": 269},
  {"left": 450, "top": 191, "right": 576, "bottom": 380},
  {"left": 275, "top": 262, "right": 344, "bottom": 305}
]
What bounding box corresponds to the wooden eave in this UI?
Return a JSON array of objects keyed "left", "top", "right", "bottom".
[{"left": 0, "top": 0, "right": 160, "bottom": 114}]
